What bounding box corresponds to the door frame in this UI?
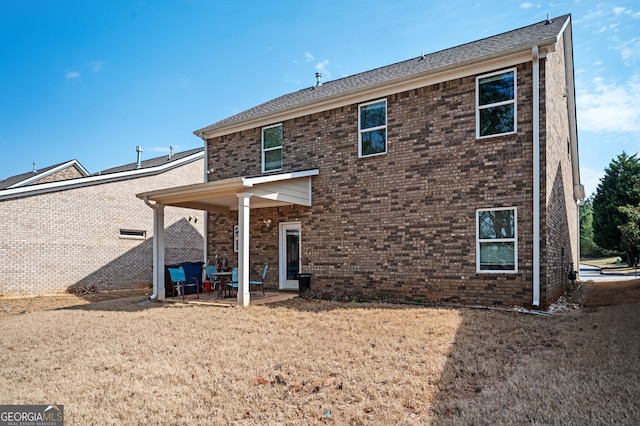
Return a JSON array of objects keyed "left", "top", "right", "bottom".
[{"left": 279, "top": 221, "right": 301, "bottom": 290}]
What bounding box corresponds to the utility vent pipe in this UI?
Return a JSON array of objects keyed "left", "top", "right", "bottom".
[
  {"left": 168, "top": 146, "right": 174, "bottom": 160},
  {"left": 315, "top": 72, "right": 322, "bottom": 87},
  {"left": 32, "top": 162, "right": 37, "bottom": 173},
  {"left": 136, "top": 146, "right": 143, "bottom": 169}
]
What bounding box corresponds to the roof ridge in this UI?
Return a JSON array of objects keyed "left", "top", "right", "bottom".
[{"left": 195, "top": 14, "right": 571, "bottom": 136}]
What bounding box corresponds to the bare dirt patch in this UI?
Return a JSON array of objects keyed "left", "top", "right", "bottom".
[
  {"left": 0, "top": 288, "right": 150, "bottom": 317},
  {"left": 1, "top": 282, "right": 639, "bottom": 425}
]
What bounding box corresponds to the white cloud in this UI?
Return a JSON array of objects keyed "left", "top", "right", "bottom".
[
  {"left": 147, "top": 146, "right": 181, "bottom": 153},
  {"left": 577, "top": 75, "right": 640, "bottom": 133},
  {"left": 615, "top": 37, "right": 640, "bottom": 65},
  {"left": 315, "top": 60, "right": 330, "bottom": 78},
  {"left": 520, "top": 2, "right": 535, "bottom": 9},
  {"left": 304, "top": 51, "right": 314, "bottom": 62},
  {"left": 613, "top": 7, "right": 627, "bottom": 15},
  {"left": 65, "top": 70, "right": 80, "bottom": 79},
  {"left": 90, "top": 61, "right": 104, "bottom": 72}
]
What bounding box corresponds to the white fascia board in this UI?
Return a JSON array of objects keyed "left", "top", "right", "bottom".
[
  {"left": 0, "top": 151, "right": 204, "bottom": 201},
  {"left": 243, "top": 169, "right": 319, "bottom": 186},
  {"left": 7, "top": 160, "right": 90, "bottom": 189}
]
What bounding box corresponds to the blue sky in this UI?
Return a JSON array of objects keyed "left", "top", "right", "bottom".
[{"left": 0, "top": 1, "right": 638, "bottom": 197}]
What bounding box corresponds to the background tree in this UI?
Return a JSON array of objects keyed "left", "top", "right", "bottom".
[
  {"left": 619, "top": 205, "right": 640, "bottom": 266},
  {"left": 592, "top": 152, "right": 640, "bottom": 265},
  {"left": 580, "top": 196, "right": 607, "bottom": 257}
]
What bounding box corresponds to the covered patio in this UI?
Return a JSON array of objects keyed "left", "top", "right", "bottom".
[{"left": 136, "top": 169, "right": 318, "bottom": 306}]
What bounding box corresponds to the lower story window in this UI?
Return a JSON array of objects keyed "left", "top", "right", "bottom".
[{"left": 476, "top": 207, "right": 517, "bottom": 272}]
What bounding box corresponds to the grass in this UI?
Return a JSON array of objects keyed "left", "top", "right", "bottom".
[{"left": 1, "top": 282, "right": 639, "bottom": 425}]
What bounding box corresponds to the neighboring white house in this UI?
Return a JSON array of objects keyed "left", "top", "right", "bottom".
[{"left": 0, "top": 148, "right": 205, "bottom": 295}]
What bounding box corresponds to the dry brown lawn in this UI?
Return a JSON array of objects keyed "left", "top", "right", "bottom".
[{"left": 1, "top": 281, "right": 639, "bottom": 425}]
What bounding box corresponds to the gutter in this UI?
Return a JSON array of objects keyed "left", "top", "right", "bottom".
[{"left": 532, "top": 45, "right": 541, "bottom": 307}]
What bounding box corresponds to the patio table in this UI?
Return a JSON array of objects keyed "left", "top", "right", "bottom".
[{"left": 212, "top": 271, "right": 232, "bottom": 298}]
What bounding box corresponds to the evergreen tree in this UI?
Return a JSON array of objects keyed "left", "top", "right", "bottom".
[
  {"left": 592, "top": 152, "right": 640, "bottom": 264},
  {"left": 619, "top": 205, "right": 640, "bottom": 266}
]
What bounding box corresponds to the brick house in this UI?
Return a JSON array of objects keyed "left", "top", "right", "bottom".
[
  {"left": 0, "top": 148, "right": 205, "bottom": 295},
  {"left": 138, "top": 15, "right": 584, "bottom": 308}
]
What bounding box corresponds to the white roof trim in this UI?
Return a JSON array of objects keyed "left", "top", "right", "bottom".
[
  {"left": 7, "top": 159, "right": 90, "bottom": 189},
  {"left": 0, "top": 151, "right": 204, "bottom": 201},
  {"left": 136, "top": 169, "right": 319, "bottom": 212}
]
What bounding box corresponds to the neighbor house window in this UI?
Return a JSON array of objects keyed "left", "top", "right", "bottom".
[
  {"left": 476, "top": 207, "right": 517, "bottom": 272},
  {"left": 262, "top": 124, "right": 283, "bottom": 172},
  {"left": 476, "top": 69, "right": 516, "bottom": 138},
  {"left": 359, "top": 99, "right": 387, "bottom": 157}
]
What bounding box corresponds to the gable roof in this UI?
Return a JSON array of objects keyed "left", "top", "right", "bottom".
[
  {"left": 195, "top": 14, "right": 571, "bottom": 139},
  {"left": 0, "top": 160, "right": 90, "bottom": 190},
  {"left": 0, "top": 148, "right": 204, "bottom": 201}
]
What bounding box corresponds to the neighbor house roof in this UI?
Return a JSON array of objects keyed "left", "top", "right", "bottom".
[
  {"left": 195, "top": 14, "right": 571, "bottom": 139},
  {"left": 0, "top": 148, "right": 204, "bottom": 201},
  {"left": 96, "top": 147, "right": 203, "bottom": 175},
  {"left": 0, "top": 160, "right": 90, "bottom": 190}
]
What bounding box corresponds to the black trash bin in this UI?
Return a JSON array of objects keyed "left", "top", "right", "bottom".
[
  {"left": 180, "top": 262, "right": 205, "bottom": 294},
  {"left": 297, "top": 273, "right": 311, "bottom": 294}
]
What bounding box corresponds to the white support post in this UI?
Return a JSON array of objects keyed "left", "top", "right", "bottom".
[
  {"left": 155, "top": 204, "right": 166, "bottom": 300},
  {"left": 237, "top": 192, "right": 251, "bottom": 307}
]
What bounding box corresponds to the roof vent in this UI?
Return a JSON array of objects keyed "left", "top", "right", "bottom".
[
  {"left": 315, "top": 72, "right": 322, "bottom": 87},
  {"left": 135, "top": 146, "right": 143, "bottom": 169},
  {"left": 168, "top": 146, "right": 174, "bottom": 160},
  {"left": 32, "top": 162, "right": 37, "bottom": 173},
  {"left": 545, "top": 14, "right": 553, "bottom": 24}
]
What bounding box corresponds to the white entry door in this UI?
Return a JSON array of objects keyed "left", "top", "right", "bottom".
[{"left": 279, "top": 222, "right": 301, "bottom": 290}]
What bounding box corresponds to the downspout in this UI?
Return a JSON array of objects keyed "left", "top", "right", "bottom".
[
  {"left": 144, "top": 196, "right": 165, "bottom": 301},
  {"left": 532, "top": 46, "right": 541, "bottom": 307},
  {"left": 202, "top": 134, "right": 209, "bottom": 265}
]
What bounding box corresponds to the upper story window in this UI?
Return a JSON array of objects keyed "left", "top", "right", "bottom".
[
  {"left": 262, "top": 124, "right": 283, "bottom": 172},
  {"left": 476, "top": 69, "right": 516, "bottom": 138},
  {"left": 476, "top": 207, "right": 517, "bottom": 273},
  {"left": 358, "top": 99, "right": 387, "bottom": 157}
]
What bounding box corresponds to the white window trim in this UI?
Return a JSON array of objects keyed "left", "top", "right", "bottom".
[
  {"left": 262, "top": 123, "right": 283, "bottom": 173},
  {"left": 358, "top": 98, "right": 387, "bottom": 157},
  {"left": 476, "top": 68, "right": 517, "bottom": 139},
  {"left": 476, "top": 207, "right": 518, "bottom": 273}
]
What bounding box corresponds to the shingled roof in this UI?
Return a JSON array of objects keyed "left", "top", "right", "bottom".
[
  {"left": 0, "top": 160, "right": 89, "bottom": 190},
  {"left": 96, "top": 147, "right": 203, "bottom": 175},
  {"left": 195, "top": 14, "right": 570, "bottom": 137}
]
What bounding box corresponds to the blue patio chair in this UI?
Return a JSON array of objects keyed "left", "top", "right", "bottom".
[
  {"left": 227, "top": 267, "right": 239, "bottom": 297},
  {"left": 168, "top": 266, "right": 199, "bottom": 300},
  {"left": 249, "top": 264, "right": 268, "bottom": 296}
]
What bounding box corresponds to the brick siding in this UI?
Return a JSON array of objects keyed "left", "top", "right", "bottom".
[
  {"left": 0, "top": 159, "right": 205, "bottom": 295},
  {"left": 206, "top": 47, "right": 577, "bottom": 307}
]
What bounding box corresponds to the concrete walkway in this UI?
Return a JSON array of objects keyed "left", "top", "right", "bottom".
[{"left": 580, "top": 264, "right": 639, "bottom": 281}]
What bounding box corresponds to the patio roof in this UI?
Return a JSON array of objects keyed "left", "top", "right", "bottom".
[{"left": 135, "top": 169, "right": 319, "bottom": 211}]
